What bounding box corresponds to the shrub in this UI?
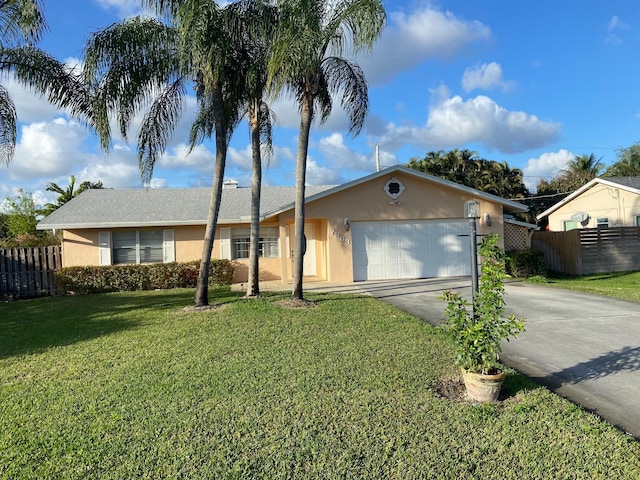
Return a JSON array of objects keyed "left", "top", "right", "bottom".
[
  {"left": 0, "top": 233, "right": 60, "bottom": 248},
  {"left": 505, "top": 249, "right": 546, "bottom": 278},
  {"left": 55, "top": 260, "right": 234, "bottom": 294}
]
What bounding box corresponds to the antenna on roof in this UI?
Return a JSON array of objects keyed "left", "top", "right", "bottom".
[{"left": 375, "top": 144, "right": 380, "bottom": 172}]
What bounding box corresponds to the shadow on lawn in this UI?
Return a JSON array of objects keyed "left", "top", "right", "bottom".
[{"left": 0, "top": 289, "right": 227, "bottom": 360}]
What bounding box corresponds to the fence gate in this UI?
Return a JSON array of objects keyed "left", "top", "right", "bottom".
[{"left": 0, "top": 246, "right": 62, "bottom": 299}]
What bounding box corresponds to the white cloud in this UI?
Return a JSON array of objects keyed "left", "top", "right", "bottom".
[
  {"left": 318, "top": 133, "right": 371, "bottom": 170},
  {"left": 305, "top": 157, "right": 343, "bottom": 185},
  {"left": 606, "top": 16, "right": 630, "bottom": 44},
  {"left": 523, "top": 149, "right": 575, "bottom": 191},
  {"left": 462, "top": 62, "right": 513, "bottom": 92},
  {"left": 361, "top": 7, "right": 491, "bottom": 85},
  {"left": 93, "top": 0, "right": 143, "bottom": 18},
  {"left": 374, "top": 85, "right": 560, "bottom": 154},
  {"left": 5, "top": 119, "right": 92, "bottom": 181}
]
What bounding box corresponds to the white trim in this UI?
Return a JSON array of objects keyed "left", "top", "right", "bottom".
[
  {"left": 163, "top": 229, "right": 175, "bottom": 263},
  {"left": 98, "top": 231, "right": 111, "bottom": 265},
  {"left": 220, "top": 227, "right": 231, "bottom": 260}
]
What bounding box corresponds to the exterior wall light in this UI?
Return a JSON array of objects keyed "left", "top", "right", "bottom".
[
  {"left": 483, "top": 212, "right": 492, "bottom": 226},
  {"left": 464, "top": 200, "right": 480, "bottom": 219},
  {"left": 344, "top": 217, "right": 351, "bottom": 231}
]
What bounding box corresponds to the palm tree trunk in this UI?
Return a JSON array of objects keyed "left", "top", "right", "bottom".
[
  {"left": 292, "top": 94, "right": 313, "bottom": 300},
  {"left": 195, "top": 84, "right": 227, "bottom": 307},
  {"left": 247, "top": 101, "right": 262, "bottom": 297}
]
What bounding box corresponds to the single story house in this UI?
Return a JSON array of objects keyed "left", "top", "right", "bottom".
[
  {"left": 37, "top": 165, "right": 528, "bottom": 284},
  {"left": 537, "top": 176, "right": 640, "bottom": 231}
]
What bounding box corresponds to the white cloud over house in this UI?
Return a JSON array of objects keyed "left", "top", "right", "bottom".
[{"left": 523, "top": 149, "right": 575, "bottom": 191}]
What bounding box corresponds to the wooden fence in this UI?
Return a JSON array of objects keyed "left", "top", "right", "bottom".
[
  {"left": 532, "top": 227, "right": 640, "bottom": 275},
  {"left": 0, "top": 246, "right": 62, "bottom": 299}
]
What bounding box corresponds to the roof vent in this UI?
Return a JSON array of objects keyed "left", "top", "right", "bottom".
[{"left": 223, "top": 180, "right": 238, "bottom": 189}]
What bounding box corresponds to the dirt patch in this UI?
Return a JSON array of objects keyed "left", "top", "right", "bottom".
[
  {"left": 433, "top": 375, "right": 469, "bottom": 402},
  {"left": 274, "top": 298, "right": 317, "bottom": 309}
]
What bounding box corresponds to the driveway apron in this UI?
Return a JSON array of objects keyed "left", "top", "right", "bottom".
[{"left": 348, "top": 278, "right": 640, "bottom": 439}]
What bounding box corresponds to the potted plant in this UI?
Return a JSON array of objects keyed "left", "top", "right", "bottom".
[{"left": 440, "top": 233, "right": 525, "bottom": 402}]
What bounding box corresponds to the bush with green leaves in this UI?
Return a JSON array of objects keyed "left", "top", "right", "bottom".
[
  {"left": 441, "top": 233, "right": 525, "bottom": 374},
  {"left": 55, "top": 260, "right": 234, "bottom": 294},
  {"left": 505, "top": 249, "right": 546, "bottom": 278}
]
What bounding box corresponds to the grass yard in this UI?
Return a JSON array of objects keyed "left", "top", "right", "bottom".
[
  {"left": 1, "top": 288, "right": 639, "bottom": 479},
  {"left": 535, "top": 271, "right": 640, "bottom": 302}
]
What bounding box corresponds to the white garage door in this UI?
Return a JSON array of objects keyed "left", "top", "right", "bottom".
[{"left": 352, "top": 220, "right": 471, "bottom": 281}]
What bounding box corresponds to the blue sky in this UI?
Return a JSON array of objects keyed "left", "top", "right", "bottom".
[{"left": 3, "top": 0, "right": 640, "bottom": 206}]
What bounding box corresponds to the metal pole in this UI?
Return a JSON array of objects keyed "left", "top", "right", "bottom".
[{"left": 469, "top": 217, "right": 479, "bottom": 305}]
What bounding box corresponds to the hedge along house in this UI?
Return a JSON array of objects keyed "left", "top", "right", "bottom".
[{"left": 37, "top": 165, "right": 528, "bottom": 284}]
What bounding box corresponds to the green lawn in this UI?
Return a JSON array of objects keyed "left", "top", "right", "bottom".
[
  {"left": 1, "top": 288, "right": 639, "bottom": 479},
  {"left": 533, "top": 271, "right": 640, "bottom": 302}
]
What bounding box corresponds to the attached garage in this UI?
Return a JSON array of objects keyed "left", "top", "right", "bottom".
[{"left": 351, "top": 220, "right": 471, "bottom": 281}]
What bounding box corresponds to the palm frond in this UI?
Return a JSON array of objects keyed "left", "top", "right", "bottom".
[
  {"left": 138, "top": 78, "right": 185, "bottom": 185},
  {"left": 0, "top": 83, "right": 15, "bottom": 166},
  {"left": 0, "top": 0, "right": 47, "bottom": 47}
]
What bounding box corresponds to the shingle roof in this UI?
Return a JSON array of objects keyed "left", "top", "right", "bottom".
[
  {"left": 37, "top": 164, "right": 529, "bottom": 230},
  {"left": 604, "top": 176, "right": 640, "bottom": 190},
  {"left": 37, "top": 185, "right": 334, "bottom": 230}
]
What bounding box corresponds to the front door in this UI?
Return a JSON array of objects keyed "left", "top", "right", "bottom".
[{"left": 289, "top": 224, "right": 316, "bottom": 277}]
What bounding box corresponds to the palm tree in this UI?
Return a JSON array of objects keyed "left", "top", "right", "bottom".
[
  {"left": 83, "top": 1, "right": 250, "bottom": 307},
  {"left": 0, "top": 0, "right": 93, "bottom": 166},
  {"left": 40, "top": 175, "right": 103, "bottom": 216},
  {"left": 270, "top": 0, "right": 386, "bottom": 300},
  {"left": 565, "top": 153, "right": 604, "bottom": 176},
  {"left": 228, "top": 0, "right": 278, "bottom": 298}
]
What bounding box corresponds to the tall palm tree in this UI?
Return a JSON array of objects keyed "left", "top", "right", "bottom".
[
  {"left": 0, "top": 0, "right": 93, "bottom": 166},
  {"left": 227, "top": 0, "right": 278, "bottom": 298},
  {"left": 270, "top": 0, "right": 386, "bottom": 300},
  {"left": 83, "top": 1, "right": 249, "bottom": 307}
]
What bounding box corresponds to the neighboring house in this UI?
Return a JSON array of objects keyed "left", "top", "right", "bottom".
[
  {"left": 537, "top": 177, "right": 640, "bottom": 231},
  {"left": 37, "top": 165, "right": 528, "bottom": 284}
]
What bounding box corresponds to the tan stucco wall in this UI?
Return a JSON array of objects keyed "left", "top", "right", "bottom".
[
  {"left": 62, "top": 230, "right": 100, "bottom": 267},
  {"left": 547, "top": 184, "right": 640, "bottom": 231},
  {"left": 277, "top": 171, "right": 504, "bottom": 282}
]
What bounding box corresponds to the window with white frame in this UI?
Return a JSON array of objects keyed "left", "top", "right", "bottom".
[
  {"left": 596, "top": 217, "right": 609, "bottom": 229},
  {"left": 635, "top": 215, "right": 640, "bottom": 227},
  {"left": 99, "top": 229, "right": 174, "bottom": 265},
  {"left": 231, "top": 226, "right": 279, "bottom": 259},
  {"left": 563, "top": 221, "right": 578, "bottom": 231}
]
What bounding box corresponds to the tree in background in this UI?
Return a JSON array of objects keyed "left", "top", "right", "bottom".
[
  {"left": 1, "top": 188, "right": 59, "bottom": 246},
  {"left": 40, "top": 175, "right": 103, "bottom": 216},
  {"left": 3, "top": 188, "right": 39, "bottom": 237},
  {"left": 270, "top": 0, "right": 386, "bottom": 300},
  {"left": 603, "top": 143, "right": 640, "bottom": 177},
  {"left": 407, "top": 149, "right": 528, "bottom": 200}
]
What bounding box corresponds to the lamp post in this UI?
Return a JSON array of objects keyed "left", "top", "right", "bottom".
[{"left": 464, "top": 200, "right": 480, "bottom": 305}]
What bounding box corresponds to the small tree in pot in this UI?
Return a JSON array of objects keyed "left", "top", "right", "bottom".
[{"left": 440, "top": 233, "right": 525, "bottom": 402}]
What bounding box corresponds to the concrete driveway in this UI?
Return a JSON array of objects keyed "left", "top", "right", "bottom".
[{"left": 306, "top": 278, "right": 640, "bottom": 438}]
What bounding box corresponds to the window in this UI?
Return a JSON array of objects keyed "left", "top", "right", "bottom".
[
  {"left": 100, "top": 229, "right": 173, "bottom": 265},
  {"left": 231, "top": 227, "right": 279, "bottom": 259},
  {"left": 635, "top": 215, "right": 640, "bottom": 227},
  {"left": 596, "top": 217, "right": 609, "bottom": 229},
  {"left": 563, "top": 221, "right": 578, "bottom": 231}
]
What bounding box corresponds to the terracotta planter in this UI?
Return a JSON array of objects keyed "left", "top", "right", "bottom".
[{"left": 461, "top": 368, "right": 505, "bottom": 403}]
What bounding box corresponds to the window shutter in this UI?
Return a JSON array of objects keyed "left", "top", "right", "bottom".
[
  {"left": 220, "top": 227, "right": 231, "bottom": 259},
  {"left": 98, "top": 231, "right": 112, "bottom": 265},
  {"left": 163, "top": 229, "right": 175, "bottom": 263}
]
